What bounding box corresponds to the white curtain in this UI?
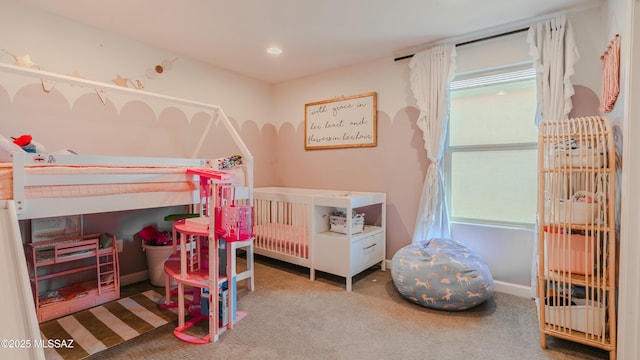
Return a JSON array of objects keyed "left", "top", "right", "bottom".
[
  {"left": 409, "top": 44, "right": 456, "bottom": 243},
  {"left": 527, "top": 15, "right": 579, "bottom": 296},
  {"left": 528, "top": 15, "right": 579, "bottom": 124}
]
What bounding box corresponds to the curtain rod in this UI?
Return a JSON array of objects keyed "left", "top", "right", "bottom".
[{"left": 393, "top": 27, "right": 528, "bottom": 62}]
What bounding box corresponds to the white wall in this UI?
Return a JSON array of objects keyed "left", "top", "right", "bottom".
[
  {"left": 273, "top": 56, "right": 410, "bottom": 129},
  {"left": 606, "top": 0, "right": 640, "bottom": 358},
  {"left": 272, "top": 8, "right": 604, "bottom": 294},
  {"left": 0, "top": 2, "right": 273, "bottom": 126}
]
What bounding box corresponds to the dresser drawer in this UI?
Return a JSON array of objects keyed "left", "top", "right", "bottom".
[{"left": 350, "top": 231, "right": 384, "bottom": 275}]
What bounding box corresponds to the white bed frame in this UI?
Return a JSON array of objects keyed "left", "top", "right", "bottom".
[
  {"left": 0, "top": 62, "right": 254, "bottom": 219},
  {"left": 0, "top": 63, "right": 254, "bottom": 359},
  {"left": 12, "top": 152, "right": 208, "bottom": 220}
]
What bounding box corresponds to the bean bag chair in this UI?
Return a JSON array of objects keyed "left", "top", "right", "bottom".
[{"left": 391, "top": 238, "right": 494, "bottom": 311}]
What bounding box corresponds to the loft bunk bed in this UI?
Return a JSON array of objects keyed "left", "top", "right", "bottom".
[
  {"left": 0, "top": 63, "right": 254, "bottom": 220},
  {"left": 0, "top": 62, "right": 254, "bottom": 359}
]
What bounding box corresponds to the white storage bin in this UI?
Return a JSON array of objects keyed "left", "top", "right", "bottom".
[
  {"left": 552, "top": 147, "right": 605, "bottom": 168},
  {"left": 544, "top": 191, "right": 602, "bottom": 225},
  {"left": 538, "top": 299, "right": 606, "bottom": 336},
  {"left": 143, "top": 244, "right": 176, "bottom": 287},
  {"left": 329, "top": 213, "right": 365, "bottom": 234}
]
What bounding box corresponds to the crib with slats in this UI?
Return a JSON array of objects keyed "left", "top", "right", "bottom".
[
  {"left": 253, "top": 187, "right": 386, "bottom": 290},
  {"left": 253, "top": 188, "right": 316, "bottom": 271}
]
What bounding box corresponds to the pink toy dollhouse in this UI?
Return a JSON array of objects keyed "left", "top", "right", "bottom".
[{"left": 161, "top": 167, "right": 254, "bottom": 344}]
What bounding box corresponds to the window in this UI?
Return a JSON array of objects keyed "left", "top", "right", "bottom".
[{"left": 446, "top": 65, "right": 537, "bottom": 226}]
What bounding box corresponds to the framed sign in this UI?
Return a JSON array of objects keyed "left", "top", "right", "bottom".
[{"left": 304, "top": 92, "right": 377, "bottom": 150}]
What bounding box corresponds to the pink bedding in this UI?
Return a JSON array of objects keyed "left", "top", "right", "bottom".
[{"left": 0, "top": 163, "right": 197, "bottom": 200}]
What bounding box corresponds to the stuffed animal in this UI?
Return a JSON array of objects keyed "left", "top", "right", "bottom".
[
  {"left": 12, "top": 134, "right": 47, "bottom": 153},
  {"left": 1, "top": 133, "right": 77, "bottom": 162}
]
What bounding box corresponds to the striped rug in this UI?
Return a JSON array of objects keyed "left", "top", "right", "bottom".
[{"left": 39, "top": 290, "right": 177, "bottom": 360}]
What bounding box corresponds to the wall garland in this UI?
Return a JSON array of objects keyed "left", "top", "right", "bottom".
[{"left": 0, "top": 48, "right": 177, "bottom": 92}]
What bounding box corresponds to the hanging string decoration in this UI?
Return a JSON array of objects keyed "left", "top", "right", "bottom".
[
  {"left": 1, "top": 49, "right": 39, "bottom": 69},
  {"left": 112, "top": 75, "right": 144, "bottom": 90},
  {"left": 114, "top": 58, "right": 178, "bottom": 89},
  {"left": 144, "top": 58, "right": 177, "bottom": 80},
  {"left": 0, "top": 48, "right": 178, "bottom": 99},
  {"left": 112, "top": 74, "right": 129, "bottom": 87},
  {"left": 13, "top": 54, "right": 39, "bottom": 69},
  {"left": 599, "top": 34, "right": 620, "bottom": 113},
  {"left": 1, "top": 50, "right": 54, "bottom": 92}
]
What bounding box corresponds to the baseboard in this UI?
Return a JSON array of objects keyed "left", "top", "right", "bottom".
[
  {"left": 493, "top": 280, "right": 532, "bottom": 298},
  {"left": 120, "top": 270, "right": 149, "bottom": 287},
  {"left": 384, "top": 260, "right": 532, "bottom": 299}
]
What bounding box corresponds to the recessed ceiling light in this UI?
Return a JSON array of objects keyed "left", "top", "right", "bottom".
[{"left": 267, "top": 47, "right": 283, "bottom": 55}]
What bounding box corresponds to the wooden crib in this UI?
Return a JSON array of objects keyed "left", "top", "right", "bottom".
[{"left": 252, "top": 187, "right": 386, "bottom": 291}]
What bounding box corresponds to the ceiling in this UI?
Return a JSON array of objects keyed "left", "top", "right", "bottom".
[{"left": 15, "top": 0, "right": 603, "bottom": 84}]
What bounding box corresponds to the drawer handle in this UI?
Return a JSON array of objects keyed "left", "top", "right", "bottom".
[{"left": 363, "top": 243, "right": 377, "bottom": 250}]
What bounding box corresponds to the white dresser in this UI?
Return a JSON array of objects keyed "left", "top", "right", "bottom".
[{"left": 310, "top": 191, "right": 386, "bottom": 291}]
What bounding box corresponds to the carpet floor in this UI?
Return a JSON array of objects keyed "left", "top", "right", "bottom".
[{"left": 79, "top": 255, "right": 610, "bottom": 360}]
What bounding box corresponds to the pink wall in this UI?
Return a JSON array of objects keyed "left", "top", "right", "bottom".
[
  {"left": 242, "top": 106, "right": 429, "bottom": 259},
  {"left": 246, "top": 87, "right": 604, "bottom": 264},
  {"left": 1, "top": 81, "right": 430, "bottom": 261},
  {"left": 1, "top": 67, "right": 604, "bottom": 280}
]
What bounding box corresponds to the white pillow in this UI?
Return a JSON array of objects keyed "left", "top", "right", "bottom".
[{"left": 0, "top": 134, "right": 24, "bottom": 162}]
